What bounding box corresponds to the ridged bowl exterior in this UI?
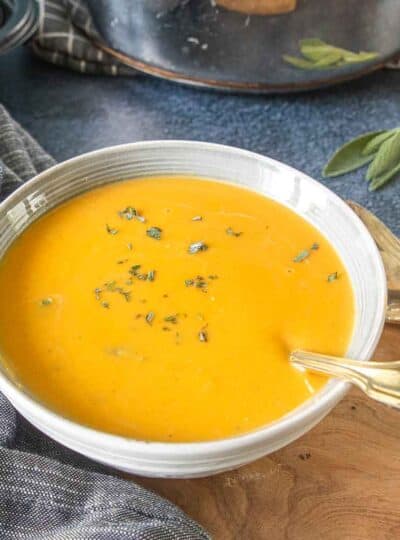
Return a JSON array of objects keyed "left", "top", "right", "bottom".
[{"left": 0, "top": 141, "right": 387, "bottom": 478}]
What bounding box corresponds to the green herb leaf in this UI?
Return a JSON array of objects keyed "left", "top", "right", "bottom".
[
  {"left": 362, "top": 130, "right": 397, "bottom": 156},
  {"left": 105, "top": 280, "right": 117, "bottom": 292},
  {"left": 164, "top": 314, "right": 178, "bottom": 324},
  {"left": 323, "top": 132, "right": 382, "bottom": 178},
  {"left": 313, "top": 51, "right": 343, "bottom": 68},
  {"left": 327, "top": 272, "right": 339, "bottom": 282},
  {"left": 94, "top": 288, "right": 102, "bottom": 301},
  {"left": 146, "top": 226, "right": 162, "bottom": 240},
  {"left": 293, "top": 250, "right": 310, "bottom": 263},
  {"left": 40, "top": 297, "right": 53, "bottom": 306},
  {"left": 118, "top": 206, "right": 136, "bottom": 220},
  {"left": 284, "top": 39, "right": 378, "bottom": 71},
  {"left": 119, "top": 206, "right": 145, "bottom": 223},
  {"left": 106, "top": 224, "right": 119, "bottom": 235},
  {"left": 311, "top": 243, "right": 319, "bottom": 251},
  {"left": 129, "top": 264, "right": 141, "bottom": 275},
  {"left": 343, "top": 51, "right": 379, "bottom": 63},
  {"left": 283, "top": 55, "right": 316, "bottom": 69},
  {"left": 369, "top": 161, "right": 400, "bottom": 191},
  {"left": 366, "top": 130, "right": 400, "bottom": 181},
  {"left": 147, "top": 270, "right": 156, "bottom": 282},
  {"left": 101, "top": 301, "right": 110, "bottom": 309},
  {"left": 188, "top": 241, "right": 208, "bottom": 254},
  {"left": 120, "top": 290, "right": 131, "bottom": 302},
  {"left": 185, "top": 279, "right": 195, "bottom": 287},
  {"left": 127, "top": 243, "right": 133, "bottom": 251},
  {"left": 145, "top": 311, "right": 155, "bottom": 325},
  {"left": 299, "top": 38, "right": 330, "bottom": 60},
  {"left": 226, "top": 227, "right": 242, "bottom": 237}
]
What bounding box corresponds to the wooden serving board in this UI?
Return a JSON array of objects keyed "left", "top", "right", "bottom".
[{"left": 131, "top": 203, "right": 400, "bottom": 540}]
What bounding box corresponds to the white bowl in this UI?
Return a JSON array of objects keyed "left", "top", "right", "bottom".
[{"left": 0, "top": 141, "right": 386, "bottom": 478}]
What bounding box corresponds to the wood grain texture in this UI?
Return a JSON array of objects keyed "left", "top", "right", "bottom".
[{"left": 130, "top": 204, "right": 400, "bottom": 539}]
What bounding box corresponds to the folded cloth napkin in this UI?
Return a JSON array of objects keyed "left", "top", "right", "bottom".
[
  {"left": 32, "top": 0, "right": 136, "bottom": 75},
  {"left": 31, "top": 0, "right": 400, "bottom": 75},
  {"left": 0, "top": 105, "right": 210, "bottom": 540}
]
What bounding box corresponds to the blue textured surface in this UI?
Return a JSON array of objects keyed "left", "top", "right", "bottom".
[{"left": 0, "top": 48, "right": 399, "bottom": 234}]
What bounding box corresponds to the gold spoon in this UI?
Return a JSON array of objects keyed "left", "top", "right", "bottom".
[
  {"left": 290, "top": 350, "right": 400, "bottom": 408},
  {"left": 293, "top": 203, "right": 400, "bottom": 407}
]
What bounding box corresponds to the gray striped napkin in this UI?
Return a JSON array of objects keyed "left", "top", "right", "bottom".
[{"left": 31, "top": 0, "right": 135, "bottom": 75}]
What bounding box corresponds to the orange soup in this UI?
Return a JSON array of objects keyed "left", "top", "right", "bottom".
[{"left": 0, "top": 177, "right": 354, "bottom": 442}]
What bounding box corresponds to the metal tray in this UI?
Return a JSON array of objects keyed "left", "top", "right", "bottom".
[{"left": 88, "top": 0, "right": 400, "bottom": 93}]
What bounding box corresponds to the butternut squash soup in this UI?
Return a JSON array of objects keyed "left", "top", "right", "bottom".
[{"left": 0, "top": 177, "right": 354, "bottom": 442}]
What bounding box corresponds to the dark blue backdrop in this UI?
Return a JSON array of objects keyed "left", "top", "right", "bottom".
[{"left": 1, "top": 48, "right": 399, "bottom": 234}]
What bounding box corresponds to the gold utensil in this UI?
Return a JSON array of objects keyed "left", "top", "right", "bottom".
[
  {"left": 347, "top": 201, "right": 400, "bottom": 325},
  {"left": 291, "top": 203, "right": 400, "bottom": 407},
  {"left": 290, "top": 350, "right": 400, "bottom": 408}
]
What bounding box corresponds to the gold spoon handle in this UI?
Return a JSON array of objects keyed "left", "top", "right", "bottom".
[{"left": 291, "top": 350, "right": 400, "bottom": 408}]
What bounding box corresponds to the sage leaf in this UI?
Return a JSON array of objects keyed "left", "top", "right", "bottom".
[
  {"left": 285, "top": 39, "right": 379, "bottom": 70},
  {"left": 342, "top": 51, "right": 378, "bottom": 63},
  {"left": 323, "top": 132, "right": 381, "bottom": 178},
  {"left": 313, "top": 51, "right": 343, "bottom": 68},
  {"left": 366, "top": 130, "right": 400, "bottom": 181},
  {"left": 362, "top": 130, "right": 396, "bottom": 156},
  {"left": 300, "top": 39, "right": 332, "bottom": 61},
  {"left": 283, "top": 55, "right": 316, "bottom": 69},
  {"left": 369, "top": 161, "right": 400, "bottom": 191}
]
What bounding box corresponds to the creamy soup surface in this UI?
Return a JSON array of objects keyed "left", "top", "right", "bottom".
[{"left": 0, "top": 177, "right": 354, "bottom": 442}]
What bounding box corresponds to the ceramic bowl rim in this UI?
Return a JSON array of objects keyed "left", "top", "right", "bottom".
[{"left": 0, "top": 140, "right": 387, "bottom": 458}]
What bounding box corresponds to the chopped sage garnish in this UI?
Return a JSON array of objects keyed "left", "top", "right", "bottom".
[
  {"left": 164, "top": 314, "right": 178, "bottom": 324},
  {"left": 106, "top": 224, "right": 119, "bottom": 235},
  {"left": 208, "top": 274, "right": 218, "bottom": 280},
  {"left": 127, "top": 242, "right": 133, "bottom": 251},
  {"left": 129, "top": 264, "right": 155, "bottom": 281},
  {"left": 293, "top": 249, "right": 310, "bottom": 263},
  {"left": 129, "top": 264, "right": 141, "bottom": 275},
  {"left": 188, "top": 241, "right": 208, "bottom": 254},
  {"left": 294, "top": 243, "right": 320, "bottom": 263},
  {"left": 117, "top": 259, "right": 128, "bottom": 265},
  {"left": 185, "top": 276, "right": 207, "bottom": 289},
  {"left": 105, "top": 280, "right": 117, "bottom": 291},
  {"left": 101, "top": 301, "right": 110, "bottom": 309},
  {"left": 94, "top": 288, "right": 102, "bottom": 301},
  {"left": 192, "top": 215, "right": 203, "bottom": 221},
  {"left": 198, "top": 330, "right": 208, "bottom": 342},
  {"left": 145, "top": 311, "right": 155, "bottom": 325},
  {"left": 226, "top": 227, "right": 242, "bottom": 237},
  {"left": 100, "top": 281, "right": 132, "bottom": 302},
  {"left": 327, "top": 272, "right": 339, "bottom": 282},
  {"left": 146, "top": 226, "right": 162, "bottom": 240},
  {"left": 40, "top": 297, "right": 53, "bottom": 306},
  {"left": 119, "top": 290, "right": 131, "bottom": 302},
  {"left": 118, "top": 206, "right": 146, "bottom": 222}
]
